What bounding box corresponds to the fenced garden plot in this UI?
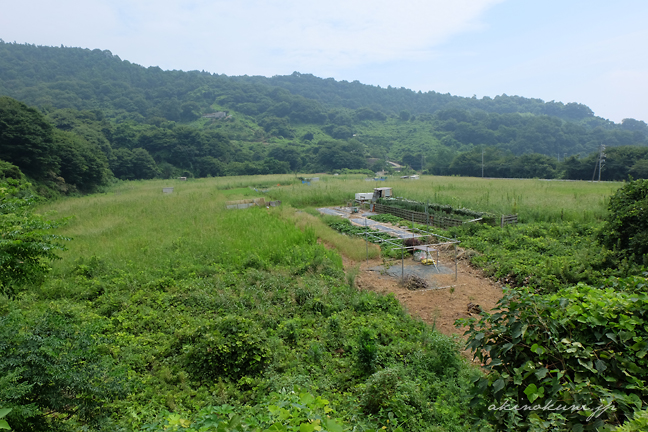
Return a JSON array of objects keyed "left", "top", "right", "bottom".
[
  {"left": 374, "top": 202, "right": 518, "bottom": 229},
  {"left": 377, "top": 197, "right": 518, "bottom": 228},
  {"left": 325, "top": 217, "right": 461, "bottom": 281},
  {"left": 374, "top": 203, "right": 464, "bottom": 229},
  {"left": 359, "top": 225, "right": 460, "bottom": 282}
]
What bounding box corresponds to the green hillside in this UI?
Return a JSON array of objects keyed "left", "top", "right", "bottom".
[{"left": 1, "top": 40, "right": 648, "bottom": 192}]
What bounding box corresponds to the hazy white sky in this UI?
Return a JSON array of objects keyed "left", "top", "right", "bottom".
[{"left": 2, "top": 0, "right": 647, "bottom": 122}]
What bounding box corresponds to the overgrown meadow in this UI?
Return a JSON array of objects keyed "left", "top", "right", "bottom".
[
  {"left": 4, "top": 175, "right": 481, "bottom": 432},
  {"left": 5, "top": 173, "right": 647, "bottom": 432},
  {"left": 261, "top": 175, "right": 619, "bottom": 223}
]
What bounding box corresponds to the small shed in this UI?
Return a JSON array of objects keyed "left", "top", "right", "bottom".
[
  {"left": 355, "top": 192, "right": 374, "bottom": 202},
  {"left": 373, "top": 187, "right": 392, "bottom": 199}
]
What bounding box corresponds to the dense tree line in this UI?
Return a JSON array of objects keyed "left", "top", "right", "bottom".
[
  {"left": 1, "top": 41, "right": 648, "bottom": 188},
  {"left": 0, "top": 96, "right": 110, "bottom": 194}
]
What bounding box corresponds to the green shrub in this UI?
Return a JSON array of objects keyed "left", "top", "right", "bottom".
[
  {"left": 0, "top": 179, "right": 68, "bottom": 296},
  {"left": 460, "top": 276, "right": 648, "bottom": 430},
  {"left": 0, "top": 160, "right": 24, "bottom": 180},
  {"left": 185, "top": 316, "right": 271, "bottom": 382},
  {"left": 361, "top": 367, "right": 401, "bottom": 414},
  {"left": 615, "top": 408, "right": 648, "bottom": 432},
  {"left": 450, "top": 221, "right": 637, "bottom": 293},
  {"left": 600, "top": 178, "right": 648, "bottom": 264},
  {"left": 280, "top": 319, "right": 300, "bottom": 347},
  {"left": 356, "top": 327, "right": 378, "bottom": 374},
  {"left": 0, "top": 309, "right": 129, "bottom": 430}
]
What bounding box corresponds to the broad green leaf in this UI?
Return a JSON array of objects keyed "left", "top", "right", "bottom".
[
  {"left": 572, "top": 424, "right": 584, "bottom": 432},
  {"left": 265, "top": 423, "right": 288, "bottom": 432},
  {"left": 493, "top": 378, "right": 505, "bottom": 393},
  {"left": 322, "top": 419, "right": 344, "bottom": 432},
  {"left": 595, "top": 359, "right": 607, "bottom": 373},
  {"left": 524, "top": 383, "right": 545, "bottom": 403},
  {"left": 228, "top": 414, "right": 241, "bottom": 429},
  {"left": 299, "top": 422, "right": 317, "bottom": 432}
]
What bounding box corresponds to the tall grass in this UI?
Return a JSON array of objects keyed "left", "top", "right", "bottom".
[
  {"left": 39, "top": 178, "right": 340, "bottom": 278},
  {"left": 37, "top": 174, "right": 620, "bottom": 277},
  {"left": 265, "top": 175, "right": 622, "bottom": 223},
  {"left": 276, "top": 206, "right": 380, "bottom": 261}
]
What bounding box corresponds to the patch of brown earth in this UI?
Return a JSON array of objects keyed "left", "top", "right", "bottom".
[{"left": 341, "top": 250, "right": 502, "bottom": 356}]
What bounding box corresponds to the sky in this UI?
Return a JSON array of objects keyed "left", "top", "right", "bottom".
[{"left": 2, "top": 0, "right": 647, "bottom": 123}]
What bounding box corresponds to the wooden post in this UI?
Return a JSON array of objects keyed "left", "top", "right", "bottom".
[
  {"left": 501, "top": 214, "right": 504, "bottom": 228},
  {"left": 454, "top": 235, "right": 458, "bottom": 281},
  {"left": 401, "top": 241, "right": 404, "bottom": 282},
  {"left": 365, "top": 217, "right": 368, "bottom": 264}
]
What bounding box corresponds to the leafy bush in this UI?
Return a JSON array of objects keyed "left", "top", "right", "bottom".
[
  {"left": 0, "top": 179, "right": 68, "bottom": 295},
  {"left": 600, "top": 178, "right": 648, "bottom": 264},
  {"left": 615, "top": 408, "right": 648, "bottom": 432},
  {"left": 185, "top": 316, "right": 271, "bottom": 382},
  {"left": 459, "top": 276, "right": 648, "bottom": 430},
  {"left": 361, "top": 367, "right": 402, "bottom": 414},
  {"left": 449, "top": 221, "right": 635, "bottom": 293},
  {"left": 140, "top": 389, "right": 347, "bottom": 432},
  {"left": 0, "top": 309, "right": 129, "bottom": 430},
  {"left": 356, "top": 327, "right": 378, "bottom": 374},
  {"left": 0, "top": 160, "right": 23, "bottom": 180}
]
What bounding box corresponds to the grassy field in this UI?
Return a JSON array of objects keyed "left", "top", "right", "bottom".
[
  {"left": 6, "top": 174, "right": 627, "bottom": 431},
  {"left": 263, "top": 175, "right": 622, "bottom": 223},
  {"left": 13, "top": 175, "right": 480, "bottom": 431},
  {"left": 39, "top": 174, "right": 620, "bottom": 274}
]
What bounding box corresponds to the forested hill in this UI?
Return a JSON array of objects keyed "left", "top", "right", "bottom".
[
  {"left": 237, "top": 72, "right": 600, "bottom": 124},
  {"left": 0, "top": 41, "right": 633, "bottom": 125},
  {"left": 1, "top": 40, "right": 648, "bottom": 192}
]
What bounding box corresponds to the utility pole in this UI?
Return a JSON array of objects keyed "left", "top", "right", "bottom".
[
  {"left": 591, "top": 144, "right": 606, "bottom": 182},
  {"left": 599, "top": 145, "right": 605, "bottom": 182}
]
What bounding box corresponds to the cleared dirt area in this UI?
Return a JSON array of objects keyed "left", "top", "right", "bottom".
[
  {"left": 316, "top": 205, "right": 503, "bottom": 359},
  {"left": 346, "top": 254, "right": 500, "bottom": 338},
  {"left": 351, "top": 252, "right": 503, "bottom": 338}
]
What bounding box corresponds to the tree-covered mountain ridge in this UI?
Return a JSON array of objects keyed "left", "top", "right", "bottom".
[
  {"left": 1, "top": 40, "right": 648, "bottom": 191},
  {"left": 0, "top": 40, "right": 635, "bottom": 124}
]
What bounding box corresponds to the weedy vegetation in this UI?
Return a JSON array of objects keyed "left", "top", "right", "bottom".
[
  {"left": 2, "top": 174, "right": 647, "bottom": 432},
  {"left": 2, "top": 175, "right": 480, "bottom": 432}
]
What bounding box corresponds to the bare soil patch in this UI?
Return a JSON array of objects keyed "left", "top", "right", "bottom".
[{"left": 342, "top": 251, "right": 503, "bottom": 340}]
